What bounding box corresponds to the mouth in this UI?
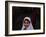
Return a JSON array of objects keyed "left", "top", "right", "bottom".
[{"left": 24, "top": 25, "right": 29, "bottom": 27}]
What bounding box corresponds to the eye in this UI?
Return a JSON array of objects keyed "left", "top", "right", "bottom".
[
  {"left": 27, "top": 22, "right": 29, "bottom": 24},
  {"left": 24, "top": 21, "right": 29, "bottom": 24}
]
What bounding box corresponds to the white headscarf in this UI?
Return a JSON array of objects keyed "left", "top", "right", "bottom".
[{"left": 21, "top": 17, "right": 34, "bottom": 30}]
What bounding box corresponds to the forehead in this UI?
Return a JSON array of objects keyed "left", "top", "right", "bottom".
[
  {"left": 24, "top": 19, "right": 30, "bottom": 23},
  {"left": 24, "top": 19, "right": 29, "bottom": 21},
  {"left": 25, "top": 20, "right": 28, "bottom": 22}
]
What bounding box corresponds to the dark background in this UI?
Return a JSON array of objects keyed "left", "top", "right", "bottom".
[{"left": 12, "top": 6, "right": 40, "bottom": 30}]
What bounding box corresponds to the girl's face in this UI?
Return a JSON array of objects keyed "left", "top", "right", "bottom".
[{"left": 24, "top": 19, "right": 30, "bottom": 27}]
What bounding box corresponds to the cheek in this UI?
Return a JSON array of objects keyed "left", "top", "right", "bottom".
[
  {"left": 24, "top": 21, "right": 30, "bottom": 26},
  {"left": 27, "top": 23, "right": 30, "bottom": 25}
]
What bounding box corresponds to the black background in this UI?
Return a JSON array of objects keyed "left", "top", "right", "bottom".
[{"left": 12, "top": 6, "right": 40, "bottom": 30}]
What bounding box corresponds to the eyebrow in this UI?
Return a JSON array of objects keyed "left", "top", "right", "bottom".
[{"left": 24, "top": 19, "right": 30, "bottom": 23}]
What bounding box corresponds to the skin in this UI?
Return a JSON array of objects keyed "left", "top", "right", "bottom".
[{"left": 24, "top": 20, "right": 30, "bottom": 28}]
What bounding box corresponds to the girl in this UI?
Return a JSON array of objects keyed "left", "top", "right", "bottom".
[{"left": 22, "top": 17, "right": 34, "bottom": 30}]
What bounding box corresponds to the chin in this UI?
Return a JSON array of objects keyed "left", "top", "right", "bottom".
[{"left": 24, "top": 25, "right": 29, "bottom": 27}]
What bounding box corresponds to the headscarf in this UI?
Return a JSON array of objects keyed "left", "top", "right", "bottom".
[{"left": 21, "top": 17, "right": 34, "bottom": 30}]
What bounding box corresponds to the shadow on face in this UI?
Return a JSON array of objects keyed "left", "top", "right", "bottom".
[{"left": 24, "top": 19, "right": 30, "bottom": 27}]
